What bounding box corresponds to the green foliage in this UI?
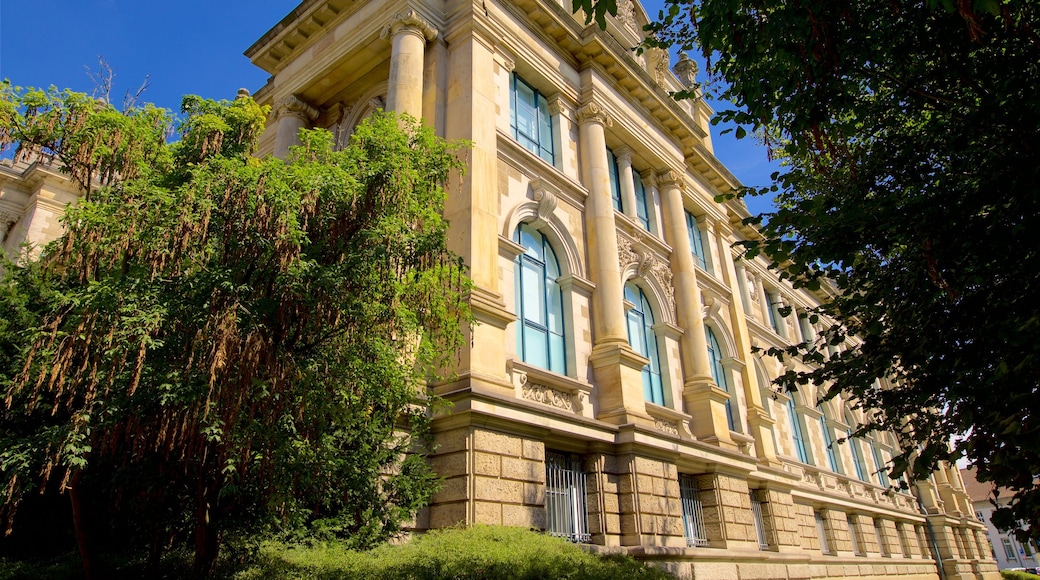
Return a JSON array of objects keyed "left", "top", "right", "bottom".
[
  {"left": 0, "top": 87, "right": 471, "bottom": 574},
  {"left": 236, "top": 526, "right": 677, "bottom": 580},
  {"left": 1000, "top": 571, "right": 1040, "bottom": 580},
  {"left": 608, "top": 0, "right": 1040, "bottom": 543}
]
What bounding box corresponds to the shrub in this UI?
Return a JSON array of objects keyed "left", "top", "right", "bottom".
[{"left": 235, "top": 525, "right": 676, "bottom": 580}]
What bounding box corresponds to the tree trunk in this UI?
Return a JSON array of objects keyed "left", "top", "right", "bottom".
[
  {"left": 193, "top": 479, "right": 220, "bottom": 577},
  {"left": 68, "top": 472, "right": 96, "bottom": 580}
]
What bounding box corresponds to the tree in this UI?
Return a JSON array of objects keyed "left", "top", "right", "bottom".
[
  {"left": 0, "top": 85, "right": 471, "bottom": 575},
  {"left": 575, "top": 0, "right": 1040, "bottom": 540}
]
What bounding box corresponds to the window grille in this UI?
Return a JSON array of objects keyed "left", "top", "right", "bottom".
[
  {"left": 750, "top": 490, "right": 769, "bottom": 550},
  {"left": 815, "top": 511, "right": 831, "bottom": 555},
  {"left": 545, "top": 451, "right": 590, "bottom": 543},
  {"left": 680, "top": 474, "right": 709, "bottom": 547}
]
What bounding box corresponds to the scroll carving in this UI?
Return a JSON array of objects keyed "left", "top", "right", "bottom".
[
  {"left": 274, "top": 94, "right": 320, "bottom": 122},
  {"left": 618, "top": 235, "right": 676, "bottom": 319},
  {"left": 576, "top": 102, "right": 612, "bottom": 128},
  {"left": 654, "top": 418, "right": 679, "bottom": 436},
  {"left": 382, "top": 8, "right": 438, "bottom": 42}
]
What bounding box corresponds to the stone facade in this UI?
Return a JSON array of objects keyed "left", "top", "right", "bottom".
[{"left": 1, "top": 0, "right": 1000, "bottom": 577}]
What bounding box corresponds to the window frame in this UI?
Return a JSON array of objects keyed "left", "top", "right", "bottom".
[
  {"left": 787, "top": 397, "right": 811, "bottom": 464},
  {"left": 514, "top": 223, "right": 567, "bottom": 375},
  {"left": 685, "top": 211, "right": 710, "bottom": 273},
  {"left": 625, "top": 282, "right": 665, "bottom": 406},
  {"left": 680, "top": 474, "right": 709, "bottom": 547},
  {"left": 510, "top": 73, "right": 554, "bottom": 165},
  {"left": 706, "top": 326, "right": 736, "bottom": 431},
  {"left": 607, "top": 148, "right": 623, "bottom": 212}
]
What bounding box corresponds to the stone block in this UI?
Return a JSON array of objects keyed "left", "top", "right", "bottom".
[
  {"left": 640, "top": 514, "right": 658, "bottom": 533},
  {"left": 786, "top": 564, "right": 812, "bottom": 579},
  {"left": 474, "top": 501, "right": 502, "bottom": 524},
  {"left": 690, "top": 562, "right": 738, "bottom": 580},
  {"left": 430, "top": 502, "right": 467, "bottom": 528},
  {"left": 435, "top": 427, "right": 470, "bottom": 454},
  {"left": 473, "top": 429, "right": 522, "bottom": 456},
  {"left": 634, "top": 456, "right": 664, "bottom": 478},
  {"left": 432, "top": 476, "right": 469, "bottom": 503},
  {"left": 663, "top": 477, "right": 680, "bottom": 498},
  {"left": 619, "top": 492, "right": 637, "bottom": 514},
  {"left": 521, "top": 439, "right": 544, "bottom": 461},
  {"left": 474, "top": 476, "right": 524, "bottom": 502},
  {"left": 605, "top": 513, "right": 621, "bottom": 534},
  {"left": 503, "top": 503, "right": 544, "bottom": 528},
  {"left": 523, "top": 482, "right": 544, "bottom": 505},
  {"left": 474, "top": 452, "right": 501, "bottom": 476},
  {"left": 603, "top": 492, "right": 619, "bottom": 513},
  {"left": 637, "top": 474, "right": 656, "bottom": 494},
  {"left": 429, "top": 450, "right": 468, "bottom": 477},
  {"left": 502, "top": 457, "right": 543, "bottom": 482}
]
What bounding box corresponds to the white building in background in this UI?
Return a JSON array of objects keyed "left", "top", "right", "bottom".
[{"left": 961, "top": 467, "right": 1039, "bottom": 571}]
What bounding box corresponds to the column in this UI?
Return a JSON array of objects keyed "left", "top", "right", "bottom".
[
  {"left": 714, "top": 219, "right": 779, "bottom": 462},
  {"left": 382, "top": 8, "right": 438, "bottom": 118},
  {"left": 614, "top": 146, "right": 638, "bottom": 221},
  {"left": 579, "top": 102, "right": 649, "bottom": 424},
  {"left": 273, "top": 94, "right": 319, "bottom": 158},
  {"left": 657, "top": 170, "right": 734, "bottom": 446}
]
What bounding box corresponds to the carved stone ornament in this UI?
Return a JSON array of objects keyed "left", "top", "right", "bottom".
[
  {"left": 646, "top": 47, "right": 669, "bottom": 86},
  {"left": 576, "top": 102, "right": 612, "bottom": 128},
  {"left": 640, "top": 170, "right": 658, "bottom": 190},
  {"left": 702, "top": 296, "right": 722, "bottom": 321},
  {"left": 369, "top": 95, "right": 386, "bottom": 111},
  {"left": 656, "top": 169, "right": 684, "bottom": 191},
  {"left": 530, "top": 179, "right": 558, "bottom": 229},
  {"left": 672, "top": 53, "right": 698, "bottom": 88},
  {"left": 274, "top": 94, "right": 320, "bottom": 122},
  {"left": 547, "top": 95, "right": 566, "bottom": 117},
  {"left": 519, "top": 374, "right": 582, "bottom": 413},
  {"left": 381, "top": 8, "right": 438, "bottom": 42},
  {"left": 748, "top": 274, "right": 760, "bottom": 303},
  {"left": 616, "top": 0, "right": 638, "bottom": 34},
  {"left": 618, "top": 235, "right": 676, "bottom": 318},
  {"left": 654, "top": 418, "right": 679, "bottom": 436}
]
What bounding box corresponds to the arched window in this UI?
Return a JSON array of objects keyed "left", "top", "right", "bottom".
[
  {"left": 845, "top": 410, "right": 869, "bottom": 482},
  {"left": 787, "top": 397, "right": 810, "bottom": 464},
  {"left": 818, "top": 404, "right": 842, "bottom": 474},
  {"left": 514, "top": 223, "right": 566, "bottom": 374},
  {"left": 706, "top": 327, "right": 735, "bottom": 431},
  {"left": 625, "top": 282, "right": 664, "bottom": 405}
]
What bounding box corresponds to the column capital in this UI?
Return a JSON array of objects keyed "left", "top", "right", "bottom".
[
  {"left": 274, "top": 94, "right": 319, "bottom": 121},
  {"left": 576, "top": 102, "right": 612, "bottom": 128},
  {"left": 382, "top": 8, "right": 438, "bottom": 43},
  {"left": 613, "top": 145, "right": 634, "bottom": 165},
  {"left": 656, "top": 168, "right": 685, "bottom": 189},
  {"left": 639, "top": 169, "right": 658, "bottom": 189}
]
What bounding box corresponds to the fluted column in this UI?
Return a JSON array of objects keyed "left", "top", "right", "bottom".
[
  {"left": 614, "top": 146, "right": 638, "bottom": 221},
  {"left": 382, "top": 9, "right": 437, "bottom": 118},
  {"left": 273, "top": 95, "right": 319, "bottom": 158},
  {"left": 657, "top": 170, "right": 733, "bottom": 446},
  {"left": 580, "top": 102, "right": 649, "bottom": 424}
]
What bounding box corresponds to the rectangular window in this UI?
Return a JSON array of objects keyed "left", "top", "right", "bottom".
[
  {"left": 815, "top": 511, "right": 831, "bottom": 555},
  {"left": 679, "top": 474, "right": 708, "bottom": 547},
  {"left": 848, "top": 516, "right": 863, "bottom": 556},
  {"left": 607, "top": 148, "right": 622, "bottom": 212},
  {"left": 975, "top": 511, "right": 985, "bottom": 522},
  {"left": 545, "top": 451, "right": 590, "bottom": 542},
  {"left": 685, "top": 211, "right": 710, "bottom": 272},
  {"left": 1003, "top": 537, "right": 1017, "bottom": 560},
  {"left": 510, "top": 73, "right": 554, "bottom": 165},
  {"left": 633, "top": 172, "right": 650, "bottom": 231},
  {"left": 875, "top": 519, "right": 889, "bottom": 556},
  {"left": 750, "top": 490, "right": 769, "bottom": 550},
  {"left": 765, "top": 290, "right": 782, "bottom": 334}
]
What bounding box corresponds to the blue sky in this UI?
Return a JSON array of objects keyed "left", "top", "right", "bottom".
[{"left": 0, "top": 0, "right": 777, "bottom": 215}]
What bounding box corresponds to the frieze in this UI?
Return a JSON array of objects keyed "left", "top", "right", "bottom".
[
  {"left": 654, "top": 418, "right": 679, "bottom": 436},
  {"left": 521, "top": 378, "right": 581, "bottom": 413}
]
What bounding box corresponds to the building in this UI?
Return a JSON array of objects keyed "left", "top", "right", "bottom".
[
  {"left": 0, "top": 0, "right": 999, "bottom": 577},
  {"left": 961, "top": 467, "right": 1039, "bottom": 571}
]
